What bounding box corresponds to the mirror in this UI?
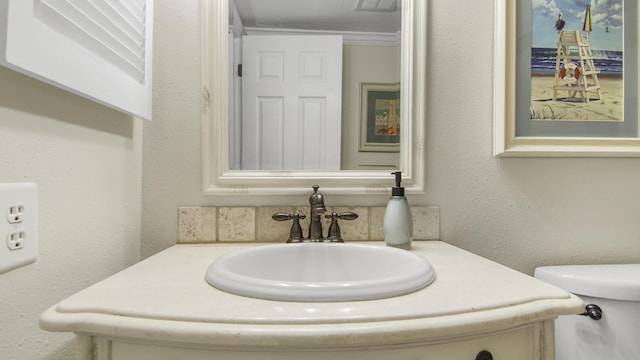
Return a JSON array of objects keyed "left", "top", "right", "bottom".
[
  {"left": 230, "top": 0, "right": 401, "bottom": 171},
  {"left": 202, "top": 0, "right": 426, "bottom": 195}
]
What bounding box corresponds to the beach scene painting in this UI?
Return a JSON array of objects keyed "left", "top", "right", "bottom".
[{"left": 531, "top": 0, "right": 624, "bottom": 122}]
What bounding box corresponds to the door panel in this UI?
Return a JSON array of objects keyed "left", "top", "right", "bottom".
[{"left": 242, "top": 35, "right": 342, "bottom": 170}]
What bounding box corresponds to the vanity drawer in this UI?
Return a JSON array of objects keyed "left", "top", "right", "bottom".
[{"left": 103, "top": 322, "right": 546, "bottom": 360}]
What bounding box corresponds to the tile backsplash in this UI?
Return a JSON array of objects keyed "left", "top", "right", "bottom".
[{"left": 178, "top": 206, "right": 439, "bottom": 243}]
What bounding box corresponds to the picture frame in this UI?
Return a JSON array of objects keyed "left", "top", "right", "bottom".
[
  {"left": 359, "top": 82, "right": 401, "bottom": 152},
  {"left": 494, "top": 0, "right": 640, "bottom": 157}
]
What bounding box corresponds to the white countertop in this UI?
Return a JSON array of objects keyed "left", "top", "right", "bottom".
[{"left": 40, "top": 241, "right": 583, "bottom": 348}]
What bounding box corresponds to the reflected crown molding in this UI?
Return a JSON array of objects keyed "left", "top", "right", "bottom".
[{"left": 243, "top": 27, "right": 401, "bottom": 46}]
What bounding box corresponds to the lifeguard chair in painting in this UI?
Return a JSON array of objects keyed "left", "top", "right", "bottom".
[
  {"left": 553, "top": 6, "right": 602, "bottom": 103},
  {"left": 553, "top": 30, "right": 602, "bottom": 102}
]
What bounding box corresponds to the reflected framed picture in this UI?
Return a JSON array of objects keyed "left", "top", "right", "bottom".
[
  {"left": 359, "top": 82, "right": 401, "bottom": 152},
  {"left": 494, "top": 0, "right": 640, "bottom": 156}
]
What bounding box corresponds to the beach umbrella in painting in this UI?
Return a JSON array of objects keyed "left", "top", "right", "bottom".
[{"left": 583, "top": 4, "right": 592, "bottom": 32}]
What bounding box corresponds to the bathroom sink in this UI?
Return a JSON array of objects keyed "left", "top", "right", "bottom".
[{"left": 205, "top": 243, "right": 436, "bottom": 302}]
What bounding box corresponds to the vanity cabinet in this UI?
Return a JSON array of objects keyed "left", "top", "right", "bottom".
[
  {"left": 41, "top": 242, "right": 582, "bottom": 360},
  {"left": 81, "top": 323, "right": 545, "bottom": 360}
]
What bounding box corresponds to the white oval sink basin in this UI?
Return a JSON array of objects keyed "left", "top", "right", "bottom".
[{"left": 205, "top": 243, "right": 436, "bottom": 302}]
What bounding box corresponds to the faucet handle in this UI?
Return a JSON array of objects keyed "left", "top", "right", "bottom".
[
  {"left": 272, "top": 212, "right": 306, "bottom": 243},
  {"left": 325, "top": 212, "right": 359, "bottom": 221},
  {"left": 272, "top": 212, "right": 298, "bottom": 221},
  {"left": 324, "top": 212, "right": 359, "bottom": 242},
  {"left": 336, "top": 212, "right": 358, "bottom": 221}
]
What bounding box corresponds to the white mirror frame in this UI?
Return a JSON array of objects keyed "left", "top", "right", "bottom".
[{"left": 201, "top": 0, "right": 426, "bottom": 196}]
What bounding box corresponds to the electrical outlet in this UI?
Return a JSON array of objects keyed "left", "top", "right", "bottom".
[
  {"left": 7, "top": 229, "right": 26, "bottom": 250},
  {"left": 7, "top": 203, "right": 25, "bottom": 223},
  {"left": 0, "top": 183, "right": 38, "bottom": 274}
]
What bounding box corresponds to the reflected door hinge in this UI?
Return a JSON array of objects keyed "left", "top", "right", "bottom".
[
  {"left": 237, "top": 64, "right": 242, "bottom": 77},
  {"left": 203, "top": 86, "right": 211, "bottom": 109}
]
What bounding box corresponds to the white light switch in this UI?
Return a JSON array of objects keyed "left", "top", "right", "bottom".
[{"left": 0, "top": 183, "right": 38, "bottom": 274}]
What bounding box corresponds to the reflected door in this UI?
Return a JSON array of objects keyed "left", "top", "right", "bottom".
[{"left": 241, "top": 35, "right": 342, "bottom": 170}]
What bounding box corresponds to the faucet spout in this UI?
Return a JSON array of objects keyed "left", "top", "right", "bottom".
[
  {"left": 272, "top": 185, "right": 358, "bottom": 242},
  {"left": 309, "top": 185, "right": 326, "bottom": 211},
  {"left": 308, "top": 185, "right": 326, "bottom": 241}
]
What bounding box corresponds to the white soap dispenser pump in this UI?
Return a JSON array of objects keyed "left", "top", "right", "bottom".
[{"left": 383, "top": 171, "right": 413, "bottom": 249}]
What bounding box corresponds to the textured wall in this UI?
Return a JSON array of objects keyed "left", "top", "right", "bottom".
[
  {"left": 0, "top": 69, "right": 143, "bottom": 358},
  {"left": 425, "top": 0, "right": 640, "bottom": 272},
  {"left": 142, "top": 0, "right": 204, "bottom": 258},
  {"left": 143, "top": 0, "right": 640, "bottom": 274}
]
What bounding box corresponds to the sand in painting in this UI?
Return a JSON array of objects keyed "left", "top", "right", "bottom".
[{"left": 530, "top": 73, "right": 623, "bottom": 121}]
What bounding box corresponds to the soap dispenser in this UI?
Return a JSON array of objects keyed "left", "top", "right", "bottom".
[{"left": 383, "top": 171, "right": 413, "bottom": 249}]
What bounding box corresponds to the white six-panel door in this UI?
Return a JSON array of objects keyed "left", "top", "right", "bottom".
[{"left": 241, "top": 35, "right": 342, "bottom": 170}]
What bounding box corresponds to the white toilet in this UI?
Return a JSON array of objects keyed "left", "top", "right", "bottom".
[{"left": 535, "top": 264, "right": 640, "bottom": 360}]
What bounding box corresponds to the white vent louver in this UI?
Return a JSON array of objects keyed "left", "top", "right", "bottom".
[
  {"left": 0, "top": 0, "right": 153, "bottom": 120},
  {"left": 35, "top": 0, "right": 147, "bottom": 83}
]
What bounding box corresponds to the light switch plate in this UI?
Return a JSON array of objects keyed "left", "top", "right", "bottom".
[{"left": 0, "top": 183, "right": 38, "bottom": 274}]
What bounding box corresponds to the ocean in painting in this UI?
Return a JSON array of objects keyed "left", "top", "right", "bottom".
[{"left": 531, "top": 47, "right": 623, "bottom": 75}]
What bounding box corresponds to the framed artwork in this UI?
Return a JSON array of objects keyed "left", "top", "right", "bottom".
[
  {"left": 494, "top": 0, "right": 640, "bottom": 156},
  {"left": 359, "top": 82, "right": 401, "bottom": 152}
]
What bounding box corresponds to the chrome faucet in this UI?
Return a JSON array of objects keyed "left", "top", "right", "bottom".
[
  {"left": 308, "top": 185, "right": 327, "bottom": 241},
  {"left": 271, "top": 185, "right": 358, "bottom": 243}
]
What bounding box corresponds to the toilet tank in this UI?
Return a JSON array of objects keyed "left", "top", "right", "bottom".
[{"left": 535, "top": 264, "right": 640, "bottom": 360}]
